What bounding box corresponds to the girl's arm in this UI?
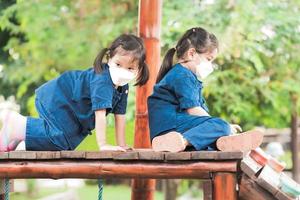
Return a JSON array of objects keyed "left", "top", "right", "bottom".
[
  {"left": 186, "top": 106, "right": 210, "bottom": 116},
  {"left": 114, "top": 114, "right": 130, "bottom": 149},
  {"left": 95, "top": 109, "right": 125, "bottom": 151}
]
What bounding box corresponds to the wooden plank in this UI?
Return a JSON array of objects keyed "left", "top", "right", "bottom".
[
  {"left": 191, "top": 151, "right": 217, "bottom": 160},
  {"left": 138, "top": 151, "right": 164, "bottom": 160},
  {"left": 0, "top": 153, "right": 8, "bottom": 159},
  {"left": 8, "top": 151, "right": 36, "bottom": 159},
  {"left": 0, "top": 150, "right": 245, "bottom": 161},
  {"left": 113, "top": 151, "right": 139, "bottom": 160},
  {"left": 213, "top": 172, "right": 237, "bottom": 200},
  {"left": 85, "top": 151, "right": 122, "bottom": 159},
  {"left": 60, "top": 151, "right": 86, "bottom": 158},
  {"left": 203, "top": 179, "right": 213, "bottom": 200},
  {"left": 36, "top": 151, "right": 61, "bottom": 159},
  {"left": 101, "top": 150, "right": 162, "bottom": 160},
  {"left": 191, "top": 151, "right": 244, "bottom": 160},
  {"left": 165, "top": 152, "right": 191, "bottom": 160},
  {"left": 215, "top": 151, "right": 244, "bottom": 160},
  {"left": 238, "top": 174, "right": 274, "bottom": 200}
]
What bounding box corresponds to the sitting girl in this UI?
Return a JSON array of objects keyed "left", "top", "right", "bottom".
[{"left": 148, "top": 27, "right": 263, "bottom": 152}]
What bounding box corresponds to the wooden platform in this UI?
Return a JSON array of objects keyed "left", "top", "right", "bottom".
[
  {"left": 0, "top": 150, "right": 244, "bottom": 200},
  {"left": 0, "top": 149, "right": 244, "bottom": 161},
  {"left": 0, "top": 150, "right": 243, "bottom": 179}
]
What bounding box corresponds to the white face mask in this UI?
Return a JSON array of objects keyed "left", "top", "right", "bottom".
[
  {"left": 108, "top": 62, "right": 137, "bottom": 86},
  {"left": 195, "top": 57, "right": 214, "bottom": 80}
]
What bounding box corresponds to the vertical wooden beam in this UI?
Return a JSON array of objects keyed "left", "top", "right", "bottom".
[
  {"left": 131, "top": 179, "right": 156, "bottom": 200},
  {"left": 132, "top": 0, "right": 162, "bottom": 200},
  {"left": 291, "top": 94, "right": 299, "bottom": 182},
  {"left": 203, "top": 179, "right": 213, "bottom": 200},
  {"left": 164, "top": 180, "right": 178, "bottom": 200},
  {"left": 134, "top": 0, "right": 162, "bottom": 148},
  {"left": 213, "top": 173, "right": 237, "bottom": 200}
]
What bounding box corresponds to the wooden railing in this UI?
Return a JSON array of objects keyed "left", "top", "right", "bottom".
[{"left": 0, "top": 150, "right": 244, "bottom": 200}]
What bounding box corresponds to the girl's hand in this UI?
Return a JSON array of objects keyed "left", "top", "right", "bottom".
[
  {"left": 230, "top": 124, "right": 243, "bottom": 134},
  {"left": 99, "top": 145, "right": 126, "bottom": 152}
]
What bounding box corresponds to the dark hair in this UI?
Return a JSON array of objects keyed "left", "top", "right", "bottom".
[
  {"left": 156, "top": 27, "right": 218, "bottom": 83},
  {"left": 93, "top": 34, "right": 149, "bottom": 86}
]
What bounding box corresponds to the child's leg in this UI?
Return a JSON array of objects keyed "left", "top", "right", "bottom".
[
  {"left": 152, "top": 115, "right": 226, "bottom": 152},
  {"left": 152, "top": 131, "right": 188, "bottom": 152},
  {"left": 180, "top": 117, "right": 263, "bottom": 152},
  {"left": 180, "top": 117, "right": 231, "bottom": 151},
  {"left": 0, "top": 109, "right": 26, "bottom": 151},
  {"left": 216, "top": 130, "right": 263, "bottom": 152}
]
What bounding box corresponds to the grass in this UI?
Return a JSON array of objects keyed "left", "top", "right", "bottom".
[
  {"left": 10, "top": 187, "right": 66, "bottom": 200},
  {"left": 76, "top": 120, "right": 135, "bottom": 151},
  {"left": 78, "top": 184, "right": 164, "bottom": 200},
  {"left": 10, "top": 183, "right": 164, "bottom": 200}
]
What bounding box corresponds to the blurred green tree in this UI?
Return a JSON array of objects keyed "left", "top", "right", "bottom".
[
  {"left": 0, "top": 0, "right": 299, "bottom": 132},
  {"left": 162, "top": 0, "right": 300, "bottom": 129},
  {"left": 0, "top": 0, "right": 138, "bottom": 117}
]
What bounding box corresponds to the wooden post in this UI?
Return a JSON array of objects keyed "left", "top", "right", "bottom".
[
  {"left": 291, "top": 94, "right": 299, "bottom": 182},
  {"left": 213, "top": 173, "right": 237, "bottom": 200},
  {"left": 132, "top": 0, "right": 162, "bottom": 200},
  {"left": 203, "top": 180, "right": 213, "bottom": 200},
  {"left": 164, "top": 180, "right": 178, "bottom": 200}
]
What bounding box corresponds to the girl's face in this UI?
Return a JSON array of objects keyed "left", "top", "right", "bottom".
[
  {"left": 181, "top": 48, "right": 218, "bottom": 74},
  {"left": 108, "top": 53, "right": 139, "bottom": 75},
  {"left": 191, "top": 48, "right": 218, "bottom": 69},
  {"left": 108, "top": 52, "right": 140, "bottom": 86}
]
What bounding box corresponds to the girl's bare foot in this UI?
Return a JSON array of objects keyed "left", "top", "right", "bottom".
[
  {"left": 216, "top": 130, "right": 263, "bottom": 152},
  {"left": 152, "top": 131, "right": 186, "bottom": 152}
]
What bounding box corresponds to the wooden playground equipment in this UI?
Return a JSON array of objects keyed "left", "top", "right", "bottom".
[
  {"left": 0, "top": 150, "right": 242, "bottom": 200},
  {"left": 0, "top": 149, "right": 299, "bottom": 199},
  {"left": 1, "top": 0, "right": 300, "bottom": 199}
]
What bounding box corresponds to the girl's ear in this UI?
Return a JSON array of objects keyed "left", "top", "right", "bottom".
[{"left": 186, "top": 48, "right": 197, "bottom": 60}]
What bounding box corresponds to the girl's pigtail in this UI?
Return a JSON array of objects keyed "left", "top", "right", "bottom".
[
  {"left": 93, "top": 48, "right": 109, "bottom": 73},
  {"left": 135, "top": 61, "right": 149, "bottom": 86},
  {"left": 156, "top": 48, "right": 176, "bottom": 83}
]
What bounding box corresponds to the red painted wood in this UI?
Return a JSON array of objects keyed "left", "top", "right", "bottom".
[
  {"left": 134, "top": 0, "right": 162, "bottom": 148},
  {"left": 132, "top": 0, "right": 162, "bottom": 199},
  {"left": 0, "top": 161, "right": 237, "bottom": 179},
  {"left": 213, "top": 173, "right": 237, "bottom": 200}
]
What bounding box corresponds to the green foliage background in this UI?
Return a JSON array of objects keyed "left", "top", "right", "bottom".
[{"left": 1, "top": 0, "right": 300, "bottom": 150}]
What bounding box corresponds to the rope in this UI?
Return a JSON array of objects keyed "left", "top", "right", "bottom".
[
  {"left": 4, "top": 179, "right": 10, "bottom": 200},
  {"left": 98, "top": 179, "right": 103, "bottom": 200}
]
